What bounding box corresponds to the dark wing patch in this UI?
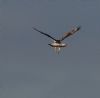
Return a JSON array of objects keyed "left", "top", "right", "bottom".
[
  {"left": 60, "top": 26, "right": 81, "bottom": 41},
  {"left": 33, "top": 27, "right": 57, "bottom": 41}
]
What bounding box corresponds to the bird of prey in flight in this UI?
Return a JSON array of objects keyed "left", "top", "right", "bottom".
[{"left": 33, "top": 26, "right": 81, "bottom": 53}]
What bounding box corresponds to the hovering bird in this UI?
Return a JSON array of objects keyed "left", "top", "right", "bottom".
[{"left": 33, "top": 26, "right": 81, "bottom": 53}]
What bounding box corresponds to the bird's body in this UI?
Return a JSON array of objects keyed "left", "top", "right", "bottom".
[
  {"left": 49, "top": 42, "right": 66, "bottom": 47},
  {"left": 48, "top": 41, "right": 66, "bottom": 47},
  {"left": 33, "top": 26, "right": 81, "bottom": 53},
  {"left": 48, "top": 41, "right": 67, "bottom": 53}
]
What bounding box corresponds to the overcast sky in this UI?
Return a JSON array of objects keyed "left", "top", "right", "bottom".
[{"left": 0, "top": 0, "right": 100, "bottom": 98}]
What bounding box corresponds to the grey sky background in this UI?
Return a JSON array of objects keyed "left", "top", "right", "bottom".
[{"left": 0, "top": 0, "right": 100, "bottom": 98}]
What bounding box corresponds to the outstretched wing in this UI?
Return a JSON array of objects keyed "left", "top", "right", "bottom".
[
  {"left": 33, "top": 27, "right": 57, "bottom": 41},
  {"left": 60, "top": 26, "right": 81, "bottom": 41}
]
